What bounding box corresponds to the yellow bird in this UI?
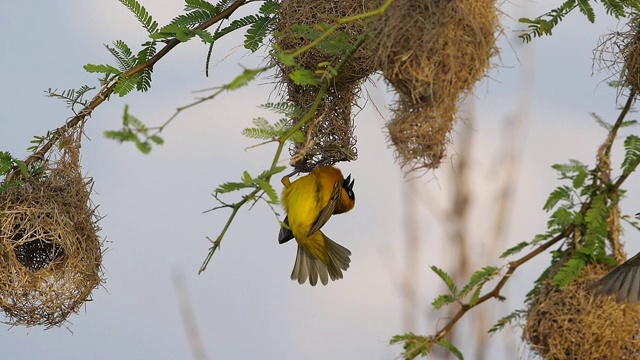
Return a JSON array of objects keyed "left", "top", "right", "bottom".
[{"left": 279, "top": 165, "right": 355, "bottom": 286}]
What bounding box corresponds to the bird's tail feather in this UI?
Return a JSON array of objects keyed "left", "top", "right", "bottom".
[{"left": 290, "top": 233, "right": 351, "bottom": 286}]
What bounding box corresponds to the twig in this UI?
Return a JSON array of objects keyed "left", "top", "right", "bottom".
[
  {"left": 416, "top": 89, "right": 636, "bottom": 352},
  {"left": 22, "top": 0, "right": 248, "bottom": 167}
]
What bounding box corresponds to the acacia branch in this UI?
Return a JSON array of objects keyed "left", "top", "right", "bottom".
[
  {"left": 22, "top": 0, "right": 248, "bottom": 167},
  {"left": 415, "top": 90, "right": 637, "bottom": 354}
]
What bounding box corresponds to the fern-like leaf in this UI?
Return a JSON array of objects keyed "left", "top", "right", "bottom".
[
  {"left": 552, "top": 255, "right": 586, "bottom": 287},
  {"left": 106, "top": 40, "right": 137, "bottom": 72},
  {"left": 213, "top": 14, "right": 261, "bottom": 42},
  {"left": 543, "top": 185, "right": 573, "bottom": 211},
  {"left": 185, "top": 0, "right": 222, "bottom": 13},
  {"left": 577, "top": 0, "right": 596, "bottom": 22},
  {"left": 489, "top": 309, "right": 526, "bottom": 334},
  {"left": 431, "top": 266, "right": 458, "bottom": 295},
  {"left": 170, "top": 10, "right": 214, "bottom": 28},
  {"left": 436, "top": 339, "right": 464, "bottom": 360},
  {"left": 244, "top": 15, "right": 272, "bottom": 52},
  {"left": 622, "top": 134, "right": 640, "bottom": 175},
  {"left": 118, "top": 0, "right": 159, "bottom": 34}
]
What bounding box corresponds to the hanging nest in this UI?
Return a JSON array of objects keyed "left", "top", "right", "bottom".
[
  {"left": 372, "top": 0, "right": 499, "bottom": 170},
  {"left": 274, "top": 0, "right": 376, "bottom": 85},
  {"left": 373, "top": 0, "right": 498, "bottom": 104},
  {"left": 0, "top": 129, "right": 103, "bottom": 328},
  {"left": 274, "top": 0, "right": 376, "bottom": 172},
  {"left": 387, "top": 96, "right": 457, "bottom": 171},
  {"left": 523, "top": 264, "right": 640, "bottom": 359},
  {"left": 284, "top": 80, "right": 359, "bottom": 172},
  {"left": 594, "top": 18, "right": 640, "bottom": 92}
]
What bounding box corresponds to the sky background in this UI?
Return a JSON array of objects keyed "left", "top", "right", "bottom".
[{"left": 1, "top": 1, "right": 640, "bottom": 359}]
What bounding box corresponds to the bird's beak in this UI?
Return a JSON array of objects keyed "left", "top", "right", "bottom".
[
  {"left": 344, "top": 175, "right": 355, "bottom": 191},
  {"left": 635, "top": 212, "right": 640, "bottom": 220}
]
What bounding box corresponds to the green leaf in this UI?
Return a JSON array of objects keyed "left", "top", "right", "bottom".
[
  {"left": 257, "top": 166, "right": 287, "bottom": 180},
  {"left": 194, "top": 29, "right": 215, "bottom": 43},
  {"left": 489, "top": 309, "right": 526, "bottom": 334},
  {"left": 390, "top": 333, "right": 432, "bottom": 359},
  {"left": 577, "top": 0, "right": 595, "bottom": 22},
  {"left": 105, "top": 40, "right": 136, "bottom": 72},
  {"left": 84, "top": 63, "right": 121, "bottom": 75},
  {"left": 254, "top": 178, "right": 278, "bottom": 204},
  {"left": 622, "top": 135, "right": 640, "bottom": 175},
  {"left": 135, "top": 140, "right": 152, "bottom": 154},
  {"left": 185, "top": 0, "right": 220, "bottom": 14},
  {"left": 114, "top": 75, "right": 138, "bottom": 97},
  {"left": 289, "top": 69, "right": 320, "bottom": 86},
  {"left": 216, "top": 181, "right": 250, "bottom": 193},
  {"left": 543, "top": 185, "right": 573, "bottom": 211},
  {"left": 118, "top": 0, "right": 159, "bottom": 34},
  {"left": 277, "top": 52, "right": 296, "bottom": 67},
  {"left": 431, "top": 266, "right": 457, "bottom": 295},
  {"left": 244, "top": 16, "right": 271, "bottom": 52},
  {"left": 436, "top": 339, "right": 464, "bottom": 360},
  {"left": 500, "top": 241, "right": 530, "bottom": 258},
  {"left": 226, "top": 68, "right": 262, "bottom": 90},
  {"left": 149, "top": 135, "right": 164, "bottom": 145},
  {"left": 552, "top": 255, "right": 586, "bottom": 287},
  {"left": 459, "top": 266, "right": 499, "bottom": 300},
  {"left": 432, "top": 294, "right": 456, "bottom": 309}
]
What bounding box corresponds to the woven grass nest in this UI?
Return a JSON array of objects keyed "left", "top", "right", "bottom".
[
  {"left": 0, "top": 131, "right": 103, "bottom": 328},
  {"left": 274, "top": 0, "right": 376, "bottom": 85},
  {"left": 595, "top": 19, "right": 640, "bottom": 92},
  {"left": 524, "top": 264, "right": 640, "bottom": 359},
  {"left": 274, "top": 0, "right": 375, "bottom": 172},
  {"left": 373, "top": 0, "right": 499, "bottom": 170}
]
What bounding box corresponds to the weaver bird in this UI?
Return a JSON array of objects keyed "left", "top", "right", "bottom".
[
  {"left": 592, "top": 213, "right": 640, "bottom": 302},
  {"left": 279, "top": 165, "right": 355, "bottom": 286}
]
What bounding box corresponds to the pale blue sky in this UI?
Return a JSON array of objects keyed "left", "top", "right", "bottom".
[{"left": 1, "top": 1, "right": 638, "bottom": 359}]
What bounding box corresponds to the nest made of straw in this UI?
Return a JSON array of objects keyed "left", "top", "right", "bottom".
[
  {"left": 595, "top": 18, "right": 640, "bottom": 92},
  {"left": 274, "top": 0, "right": 376, "bottom": 172},
  {"left": 373, "top": 0, "right": 499, "bottom": 170},
  {"left": 274, "top": 0, "right": 376, "bottom": 85},
  {"left": 524, "top": 264, "right": 640, "bottom": 359},
  {"left": 285, "top": 80, "right": 360, "bottom": 172},
  {"left": 386, "top": 98, "right": 457, "bottom": 172},
  {"left": 0, "top": 131, "right": 103, "bottom": 328}
]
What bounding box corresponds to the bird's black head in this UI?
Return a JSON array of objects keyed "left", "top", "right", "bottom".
[{"left": 343, "top": 174, "right": 355, "bottom": 200}]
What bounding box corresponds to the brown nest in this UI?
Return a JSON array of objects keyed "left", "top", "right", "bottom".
[
  {"left": 373, "top": 0, "right": 498, "bottom": 104},
  {"left": 274, "top": 0, "right": 376, "bottom": 171},
  {"left": 0, "top": 130, "right": 103, "bottom": 328},
  {"left": 284, "top": 80, "right": 360, "bottom": 172},
  {"left": 274, "top": 0, "right": 376, "bottom": 85},
  {"left": 387, "top": 97, "right": 457, "bottom": 171},
  {"left": 595, "top": 18, "right": 640, "bottom": 92},
  {"left": 524, "top": 264, "right": 640, "bottom": 359},
  {"left": 372, "top": 0, "right": 499, "bottom": 170}
]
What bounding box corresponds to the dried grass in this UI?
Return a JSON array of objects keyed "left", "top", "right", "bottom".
[
  {"left": 387, "top": 97, "right": 457, "bottom": 171},
  {"left": 274, "top": 0, "right": 372, "bottom": 171},
  {"left": 373, "top": 0, "right": 499, "bottom": 170},
  {"left": 0, "top": 129, "right": 103, "bottom": 328},
  {"left": 274, "top": 0, "right": 376, "bottom": 84},
  {"left": 595, "top": 19, "right": 640, "bottom": 92},
  {"left": 524, "top": 264, "right": 640, "bottom": 359}
]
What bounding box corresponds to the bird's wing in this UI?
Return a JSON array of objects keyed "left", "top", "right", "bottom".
[
  {"left": 278, "top": 216, "right": 295, "bottom": 244},
  {"left": 307, "top": 181, "right": 341, "bottom": 237},
  {"left": 592, "top": 252, "right": 640, "bottom": 303}
]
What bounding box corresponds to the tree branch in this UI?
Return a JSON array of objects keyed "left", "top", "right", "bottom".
[{"left": 22, "top": 0, "right": 248, "bottom": 167}]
